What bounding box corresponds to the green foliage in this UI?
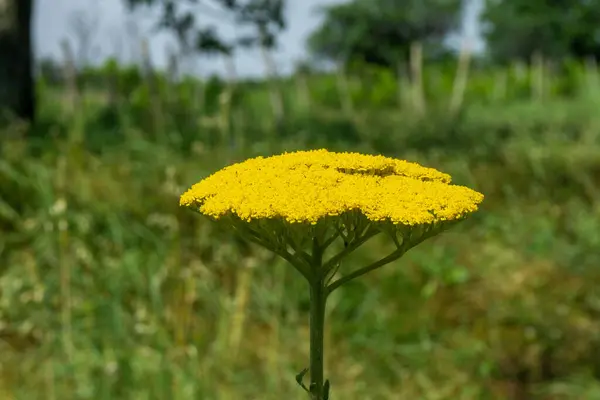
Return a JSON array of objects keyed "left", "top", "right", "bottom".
[
  {"left": 124, "top": 0, "right": 286, "bottom": 53},
  {"left": 32, "top": 58, "right": 600, "bottom": 155},
  {"left": 307, "top": 0, "right": 462, "bottom": 67},
  {"left": 482, "top": 0, "right": 600, "bottom": 63},
  {"left": 2, "top": 59, "right": 600, "bottom": 398}
]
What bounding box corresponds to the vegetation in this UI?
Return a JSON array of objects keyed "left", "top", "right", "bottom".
[
  {"left": 124, "top": 0, "right": 286, "bottom": 52},
  {"left": 482, "top": 0, "right": 600, "bottom": 63},
  {"left": 308, "top": 0, "right": 462, "bottom": 67},
  {"left": 1, "top": 0, "right": 600, "bottom": 397},
  {"left": 1, "top": 55, "right": 600, "bottom": 399},
  {"left": 4, "top": 0, "right": 600, "bottom": 122}
]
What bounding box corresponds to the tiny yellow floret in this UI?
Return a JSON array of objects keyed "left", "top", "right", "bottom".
[{"left": 180, "top": 149, "right": 484, "bottom": 226}]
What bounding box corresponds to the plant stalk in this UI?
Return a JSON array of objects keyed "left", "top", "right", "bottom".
[
  {"left": 309, "top": 278, "right": 327, "bottom": 399},
  {"left": 308, "top": 238, "right": 328, "bottom": 399}
]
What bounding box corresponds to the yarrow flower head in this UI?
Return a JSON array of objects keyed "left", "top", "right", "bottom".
[
  {"left": 180, "top": 149, "right": 483, "bottom": 227},
  {"left": 180, "top": 149, "right": 484, "bottom": 400}
]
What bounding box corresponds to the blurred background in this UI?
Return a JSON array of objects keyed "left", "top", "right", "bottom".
[{"left": 1, "top": 0, "right": 600, "bottom": 398}]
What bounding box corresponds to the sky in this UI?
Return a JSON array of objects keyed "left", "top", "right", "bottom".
[{"left": 34, "top": 0, "right": 484, "bottom": 78}]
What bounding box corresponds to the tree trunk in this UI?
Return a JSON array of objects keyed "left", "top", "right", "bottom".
[{"left": 0, "top": 0, "right": 35, "bottom": 122}]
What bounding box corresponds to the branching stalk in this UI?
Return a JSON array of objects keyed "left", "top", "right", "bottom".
[
  {"left": 322, "top": 227, "right": 379, "bottom": 275},
  {"left": 232, "top": 223, "right": 313, "bottom": 280},
  {"left": 327, "top": 248, "right": 406, "bottom": 294}
]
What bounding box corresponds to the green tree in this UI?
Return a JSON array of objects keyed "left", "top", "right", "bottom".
[
  {"left": 125, "top": 0, "right": 286, "bottom": 55},
  {"left": 307, "top": 0, "right": 463, "bottom": 68},
  {"left": 0, "top": 0, "right": 35, "bottom": 122},
  {"left": 482, "top": 0, "right": 600, "bottom": 63}
]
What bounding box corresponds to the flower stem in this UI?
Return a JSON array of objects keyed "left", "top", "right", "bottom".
[
  {"left": 308, "top": 238, "right": 328, "bottom": 399},
  {"left": 309, "top": 278, "right": 327, "bottom": 399}
]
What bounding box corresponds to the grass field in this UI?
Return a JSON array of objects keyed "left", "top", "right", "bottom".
[{"left": 1, "top": 60, "right": 600, "bottom": 399}]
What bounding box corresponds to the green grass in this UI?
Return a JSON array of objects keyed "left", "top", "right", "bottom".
[{"left": 1, "top": 64, "right": 600, "bottom": 399}]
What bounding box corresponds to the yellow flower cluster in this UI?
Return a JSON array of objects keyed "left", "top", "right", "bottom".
[{"left": 180, "top": 149, "right": 484, "bottom": 226}]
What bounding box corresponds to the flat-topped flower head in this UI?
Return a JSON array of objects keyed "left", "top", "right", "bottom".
[{"left": 180, "top": 149, "right": 483, "bottom": 226}]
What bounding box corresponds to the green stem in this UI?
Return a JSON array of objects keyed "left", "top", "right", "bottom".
[
  {"left": 326, "top": 226, "right": 439, "bottom": 294},
  {"left": 308, "top": 238, "right": 327, "bottom": 400},
  {"left": 231, "top": 221, "right": 313, "bottom": 280},
  {"left": 327, "top": 248, "right": 406, "bottom": 293},
  {"left": 309, "top": 278, "right": 327, "bottom": 399},
  {"left": 322, "top": 227, "right": 379, "bottom": 275}
]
